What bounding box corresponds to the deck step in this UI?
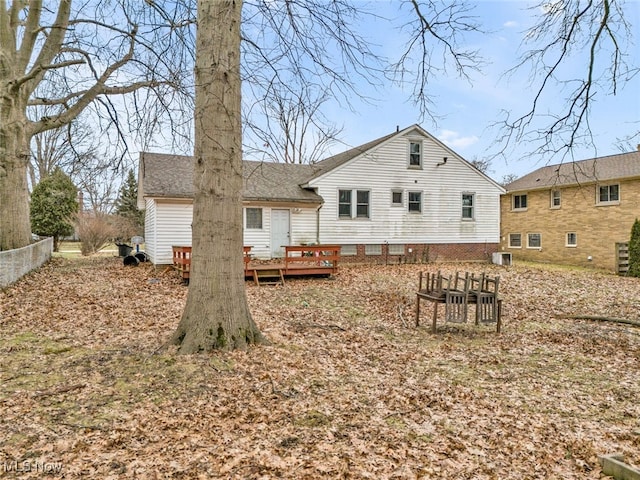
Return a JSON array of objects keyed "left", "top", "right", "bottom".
[{"left": 253, "top": 268, "right": 285, "bottom": 286}]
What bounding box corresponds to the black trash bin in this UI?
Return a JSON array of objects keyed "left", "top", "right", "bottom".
[
  {"left": 123, "top": 255, "right": 139, "bottom": 266},
  {"left": 116, "top": 243, "right": 133, "bottom": 257}
]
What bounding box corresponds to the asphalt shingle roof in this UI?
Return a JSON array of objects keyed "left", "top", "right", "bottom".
[
  {"left": 139, "top": 152, "right": 323, "bottom": 204},
  {"left": 506, "top": 151, "right": 640, "bottom": 192}
]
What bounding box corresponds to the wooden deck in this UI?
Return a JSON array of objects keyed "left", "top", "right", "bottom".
[{"left": 172, "top": 245, "right": 340, "bottom": 285}]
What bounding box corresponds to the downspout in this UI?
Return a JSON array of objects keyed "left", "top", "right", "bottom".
[{"left": 316, "top": 204, "right": 322, "bottom": 244}]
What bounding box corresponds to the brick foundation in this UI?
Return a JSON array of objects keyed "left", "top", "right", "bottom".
[{"left": 338, "top": 243, "right": 499, "bottom": 264}]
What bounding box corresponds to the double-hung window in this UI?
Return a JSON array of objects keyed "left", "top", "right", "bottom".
[
  {"left": 408, "top": 191, "right": 422, "bottom": 212},
  {"left": 527, "top": 233, "right": 541, "bottom": 249},
  {"left": 409, "top": 141, "right": 422, "bottom": 168},
  {"left": 508, "top": 233, "right": 522, "bottom": 248},
  {"left": 462, "top": 193, "right": 474, "bottom": 220},
  {"left": 338, "top": 190, "right": 352, "bottom": 218},
  {"left": 356, "top": 190, "right": 370, "bottom": 218},
  {"left": 338, "top": 189, "right": 370, "bottom": 219},
  {"left": 551, "top": 190, "right": 561, "bottom": 208}
]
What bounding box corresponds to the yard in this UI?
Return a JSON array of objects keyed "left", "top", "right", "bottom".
[{"left": 1, "top": 257, "right": 639, "bottom": 479}]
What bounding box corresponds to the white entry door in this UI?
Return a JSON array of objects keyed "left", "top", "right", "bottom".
[{"left": 270, "top": 209, "right": 290, "bottom": 258}]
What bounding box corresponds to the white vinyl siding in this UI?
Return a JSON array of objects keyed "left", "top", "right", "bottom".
[
  {"left": 308, "top": 129, "right": 503, "bottom": 246},
  {"left": 146, "top": 199, "right": 193, "bottom": 265},
  {"left": 145, "top": 201, "right": 318, "bottom": 264}
]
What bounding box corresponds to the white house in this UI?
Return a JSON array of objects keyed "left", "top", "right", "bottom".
[{"left": 137, "top": 125, "right": 505, "bottom": 265}]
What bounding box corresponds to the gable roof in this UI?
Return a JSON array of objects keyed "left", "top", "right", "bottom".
[
  {"left": 305, "top": 130, "right": 399, "bottom": 181},
  {"left": 305, "top": 124, "right": 505, "bottom": 191},
  {"left": 506, "top": 151, "right": 640, "bottom": 192},
  {"left": 138, "top": 124, "right": 505, "bottom": 204},
  {"left": 138, "top": 152, "right": 323, "bottom": 204}
]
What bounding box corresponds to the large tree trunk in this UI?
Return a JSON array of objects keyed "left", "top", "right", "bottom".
[
  {"left": 0, "top": 106, "right": 32, "bottom": 251},
  {"left": 170, "top": 0, "right": 266, "bottom": 353}
]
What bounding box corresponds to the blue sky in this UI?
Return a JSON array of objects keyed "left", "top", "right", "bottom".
[{"left": 316, "top": 0, "right": 640, "bottom": 183}]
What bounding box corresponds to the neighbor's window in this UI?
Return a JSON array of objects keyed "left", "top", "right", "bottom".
[
  {"left": 566, "top": 232, "right": 577, "bottom": 247},
  {"left": 513, "top": 194, "right": 527, "bottom": 210},
  {"left": 356, "top": 190, "right": 370, "bottom": 218},
  {"left": 527, "top": 233, "right": 541, "bottom": 248},
  {"left": 598, "top": 184, "right": 620, "bottom": 204},
  {"left": 338, "top": 189, "right": 352, "bottom": 218},
  {"left": 408, "top": 191, "right": 422, "bottom": 212},
  {"left": 508, "top": 233, "right": 522, "bottom": 248},
  {"left": 409, "top": 141, "right": 422, "bottom": 167},
  {"left": 391, "top": 190, "right": 403, "bottom": 206},
  {"left": 245, "top": 208, "right": 263, "bottom": 229},
  {"left": 551, "top": 190, "right": 561, "bottom": 208},
  {"left": 462, "top": 193, "right": 475, "bottom": 219}
]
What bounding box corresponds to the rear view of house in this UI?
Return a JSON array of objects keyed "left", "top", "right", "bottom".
[
  {"left": 138, "top": 125, "right": 504, "bottom": 265},
  {"left": 500, "top": 150, "right": 640, "bottom": 271}
]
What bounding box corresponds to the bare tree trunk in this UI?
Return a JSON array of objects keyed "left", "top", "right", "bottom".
[
  {"left": 0, "top": 106, "right": 32, "bottom": 250},
  {"left": 170, "top": 0, "right": 266, "bottom": 353}
]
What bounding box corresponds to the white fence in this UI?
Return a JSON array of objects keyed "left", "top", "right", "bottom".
[{"left": 0, "top": 237, "right": 53, "bottom": 288}]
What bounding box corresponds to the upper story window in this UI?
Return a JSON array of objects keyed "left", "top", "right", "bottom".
[
  {"left": 245, "top": 208, "right": 263, "bottom": 229},
  {"left": 338, "top": 189, "right": 370, "bottom": 219},
  {"left": 462, "top": 193, "right": 475, "bottom": 220},
  {"left": 598, "top": 184, "right": 620, "bottom": 204},
  {"left": 408, "top": 191, "right": 422, "bottom": 212},
  {"left": 551, "top": 189, "right": 561, "bottom": 208},
  {"left": 409, "top": 141, "right": 422, "bottom": 168},
  {"left": 513, "top": 193, "right": 527, "bottom": 210}
]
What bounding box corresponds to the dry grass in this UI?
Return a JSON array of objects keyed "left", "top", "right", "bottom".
[{"left": 1, "top": 257, "right": 639, "bottom": 479}]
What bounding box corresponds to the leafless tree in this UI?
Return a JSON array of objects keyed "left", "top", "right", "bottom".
[
  {"left": 0, "top": 1, "right": 193, "bottom": 250},
  {"left": 243, "top": 82, "right": 342, "bottom": 164},
  {"left": 493, "top": 0, "right": 638, "bottom": 161},
  {"left": 169, "top": 0, "right": 266, "bottom": 353}
]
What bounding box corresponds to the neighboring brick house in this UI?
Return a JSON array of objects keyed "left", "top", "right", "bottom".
[{"left": 499, "top": 150, "right": 640, "bottom": 271}]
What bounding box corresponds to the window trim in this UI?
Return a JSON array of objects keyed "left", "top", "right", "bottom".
[
  {"left": 408, "top": 140, "right": 423, "bottom": 169},
  {"left": 512, "top": 193, "right": 528, "bottom": 211},
  {"left": 408, "top": 190, "right": 422, "bottom": 213},
  {"left": 550, "top": 189, "right": 561, "bottom": 209},
  {"left": 566, "top": 232, "right": 577, "bottom": 247},
  {"left": 462, "top": 192, "right": 475, "bottom": 220},
  {"left": 527, "top": 232, "right": 542, "bottom": 249},
  {"left": 597, "top": 183, "right": 620, "bottom": 205},
  {"left": 508, "top": 233, "right": 522, "bottom": 249},
  {"left": 245, "top": 207, "right": 263, "bottom": 230}
]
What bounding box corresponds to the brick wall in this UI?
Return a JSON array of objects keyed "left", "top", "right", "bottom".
[
  {"left": 500, "top": 179, "right": 640, "bottom": 271},
  {"left": 339, "top": 242, "right": 499, "bottom": 264}
]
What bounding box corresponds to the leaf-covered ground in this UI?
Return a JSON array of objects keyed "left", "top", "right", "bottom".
[{"left": 1, "top": 257, "right": 639, "bottom": 479}]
